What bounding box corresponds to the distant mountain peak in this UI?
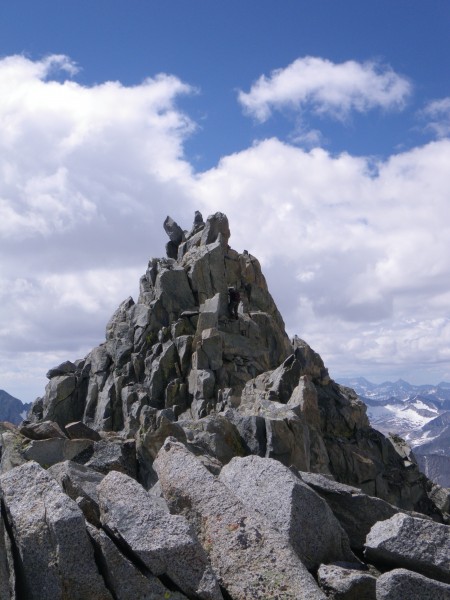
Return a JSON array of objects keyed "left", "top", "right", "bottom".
[{"left": 0, "top": 389, "right": 31, "bottom": 425}]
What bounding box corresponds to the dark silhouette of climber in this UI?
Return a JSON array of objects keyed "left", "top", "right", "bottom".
[{"left": 228, "top": 286, "right": 240, "bottom": 319}]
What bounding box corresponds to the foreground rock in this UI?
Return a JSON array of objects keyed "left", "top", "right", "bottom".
[
  {"left": 376, "top": 568, "right": 450, "bottom": 600},
  {"left": 219, "top": 455, "right": 357, "bottom": 569},
  {"left": 0, "top": 510, "right": 14, "bottom": 600},
  {"left": 0, "top": 461, "right": 111, "bottom": 600},
  {"left": 87, "top": 523, "right": 187, "bottom": 600},
  {"left": 97, "top": 470, "right": 223, "bottom": 600},
  {"left": 154, "top": 438, "right": 326, "bottom": 599},
  {"left": 317, "top": 564, "right": 376, "bottom": 600},
  {"left": 365, "top": 512, "right": 450, "bottom": 584},
  {"left": 48, "top": 460, "right": 105, "bottom": 526},
  {"left": 299, "top": 471, "right": 399, "bottom": 549}
]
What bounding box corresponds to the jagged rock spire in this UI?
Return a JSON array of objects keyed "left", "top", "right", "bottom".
[{"left": 18, "top": 212, "right": 448, "bottom": 516}]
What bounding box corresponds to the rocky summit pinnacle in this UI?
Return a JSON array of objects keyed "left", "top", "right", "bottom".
[{"left": 1, "top": 212, "right": 449, "bottom": 600}]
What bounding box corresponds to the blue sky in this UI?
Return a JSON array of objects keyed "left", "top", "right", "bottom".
[{"left": 1, "top": 1, "right": 450, "bottom": 401}]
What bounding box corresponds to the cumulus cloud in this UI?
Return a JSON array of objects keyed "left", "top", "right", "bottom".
[
  {"left": 238, "top": 56, "right": 411, "bottom": 122},
  {"left": 1, "top": 53, "right": 450, "bottom": 401},
  {"left": 421, "top": 97, "right": 450, "bottom": 138},
  {"left": 0, "top": 54, "right": 198, "bottom": 399},
  {"left": 194, "top": 137, "right": 450, "bottom": 384}
]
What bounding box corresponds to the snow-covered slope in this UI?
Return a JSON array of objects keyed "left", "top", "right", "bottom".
[{"left": 339, "top": 378, "right": 450, "bottom": 486}]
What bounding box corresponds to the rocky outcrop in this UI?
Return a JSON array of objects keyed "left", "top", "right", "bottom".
[
  {"left": 20, "top": 212, "right": 442, "bottom": 516},
  {"left": 0, "top": 211, "right": 448, "bottom": 598},
  {"left": 365, "top": 513, "right": 450, "bottom": 584},
  {"left": 0, "top": 462, "right": 112, "bottom": 600},
  {"left": 376, "top": 568, "right": 450, "bottom": 600},
  {"left": 154, "top": 438, "right": 326, "bottom": 599},
  {"left": 219, "top": 455, "right": 357, "bottom": 569},
  {"left": 97, "top": 470, "right": 222, "bottom": 599}
]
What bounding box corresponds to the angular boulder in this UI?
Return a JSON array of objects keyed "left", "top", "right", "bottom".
[
  {"left": 84, "top": 436, "right": 137, "bottom": 478},
  {"left": 154, "top": 438, "right": 326, "bottom": 600},
  {"left": 23, "top": 437, "right": 94, "bottom": 468},
  {"left": 200, "top": 211, "right": 230, "bottom": 247},
  {"left": 376, "top": 568, "right": 450, "bottom": 600},
  {"left": 299, "top": 471, "right": 399, "bottom": 549},
  {"left": 97, "top": 470, "right": 222, "bottom": 600},
  {"left": 219, "top": 455, "right": 357, "bottom": 569},
  {"left": 0, "top": 461, "right": 112, "bottom": 599},
  {"left": 181, "top": 414, "right": 247, "bottom": 465},
  {"left": 41, "top": 374, "right": 81, "bottom": 426},
  {"left": 48, "top": 460, "right": 105, "bottom": 526},
  {"left": 46, "top": 360, "right": 77, "bottom": 379},
  {"left": 19, "top": 420, "right": 67, "bottom": 440},
  {"left": 87, "top": 523, "right": 187, "bottom": 600},
  {"left": 163, "top": 215, "right": 184, "bottom": 245},
  {"left": 65, "top": 420, "right": 102, "bottom": 441},
  {"left": 317, "top": 564, "right": 376, "bottom": 600},
  {"left": 0, "top": 430, "right": 27, "bottom": 473},
  {"left": 365, "top": 513, "right": 450, "bottom": 583}
]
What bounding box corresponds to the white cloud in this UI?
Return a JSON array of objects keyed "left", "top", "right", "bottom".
[
  {"left": 0, "top": 54, "right": 199, "bottom": 400},
  {"left": 1, "top": 54, "right": 450, "bottom": 402},
  {"left": 194, "top": 137, "right": 450, "bottom": 384},
  {"left": 0, "top": 54, "right": 196, "bottom": 240},
  {"left": 238, "top": 56, "right": 411, "bottom": 123},
  {"left": 421, "top": 97, "right": 450, "bottom": 138}
]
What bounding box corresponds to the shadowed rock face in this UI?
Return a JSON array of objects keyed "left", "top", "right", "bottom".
[{"left": 1, "top": 211, "right": 448, "bottom": 599}]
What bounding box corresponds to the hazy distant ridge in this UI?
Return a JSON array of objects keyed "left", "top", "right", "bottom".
[
  {"left": 0, "top": 389, "right": 31, "bottom": 425},
  {"left": 339, "top": 377, "right": 450, "bottom": 486}
]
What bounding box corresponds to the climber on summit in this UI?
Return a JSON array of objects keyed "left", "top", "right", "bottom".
[
  {"left": 194, "top": 210, "right": 203, "bottom": 225},
  {"left": 228, "top": 286, "right": 240, "bottom": 319}
]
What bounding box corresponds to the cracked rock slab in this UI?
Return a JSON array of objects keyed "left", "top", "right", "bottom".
[
  {"left": 87, "top": 523, "right": 187, "bottom": 600},
  {"left": 97, "top": 470, "right": 222, "bottom": 600},
  {"left": 48, "top": 460, "right": 105, "bottom": 526},
  {"left": 154, "top": 438, "right": 326, "bottom": 600},
  {"left": 0, "top": 461, "right": 112, "bottom": 600}
]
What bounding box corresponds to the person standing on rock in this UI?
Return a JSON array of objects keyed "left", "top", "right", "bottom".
[{"left": 228, "top": 286, "right": 241, "bottom": 319}]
